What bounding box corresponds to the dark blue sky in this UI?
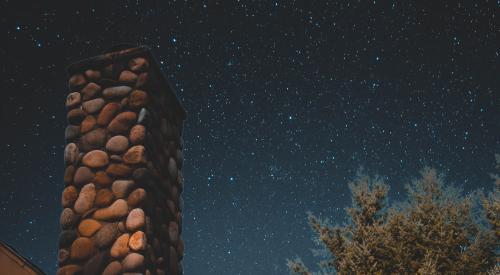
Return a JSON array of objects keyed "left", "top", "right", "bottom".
[{"left": 0, "top": 1, "right": 499, "bottom": 274}]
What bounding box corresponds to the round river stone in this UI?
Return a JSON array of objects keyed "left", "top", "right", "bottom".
[
  {"left": 81, "top": 82, "right": 101, "bottom": 101},
  {"left": 82, "top": 150, "right": 109, "bottom": 168},
  {"left": 93, "top": 199, "right": 128, "bottom": 221},
  {"left": 110, "top": 233, "right": 129, "bottom": 258},
  {"left": 129, "top": 124, "right": 145, "bottom": 145},
  {"left": 106, "top": 135, "right": 129, "bottom": 154},
  {"left": 126, "top": 208, "right": 145, "bottom": 231},
  {"left": 94, "top": 222, "right": 119, "bottom": 248},
  {"left": 98, "top": 102, "right": 121, "bottom": 126},
  {"left": 66, "top": 92, "right": 81, "bottom": 109},
  {"left": 82, "top": 98, "right": 105, "bottom": 114},
  {"left": 103, "top": 86, "right": 132, "bottom": 99},
  {"left": 70, "top": 237, "right": 94, "bottom": 260},
  {"left": 80, "top": 128, "right": 106, "bottom": 152},
  {"left": 108, "top": 111, "right": 137, "bottom": 134},
  {"left": 74, "top": 166, "right": 95, "bottom": 187},
  {"left": 78, "top": 219, "right": 102, "bottom": 237},
  {"left": 74, "top": 183, "right": 96, "bottom": 214}
]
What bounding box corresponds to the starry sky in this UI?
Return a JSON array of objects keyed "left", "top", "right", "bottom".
[{"left": 0, "top": 1, "right": 499, "bottom": 274}]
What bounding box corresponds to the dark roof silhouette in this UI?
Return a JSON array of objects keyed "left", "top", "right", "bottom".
[{"left": 0, "top": 240, "right": 45, "bottom": 275}]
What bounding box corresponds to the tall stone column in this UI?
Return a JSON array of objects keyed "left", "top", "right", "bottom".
[{"left": 58, "top": 45, "right": 186, "bottom": 275}]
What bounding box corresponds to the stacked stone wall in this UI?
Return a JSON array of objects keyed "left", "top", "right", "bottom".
[{"left": 57, "top": 46, "right": 185, "bottom": 275}]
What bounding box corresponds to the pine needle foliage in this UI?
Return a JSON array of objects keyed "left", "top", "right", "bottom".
[{"left": 288, "top": 157, "right": 500, "bottom": 275}]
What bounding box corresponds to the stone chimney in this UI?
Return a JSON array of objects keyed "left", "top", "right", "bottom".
[{"left": 58, "top": 45, "right": 186, "bottom": 275}]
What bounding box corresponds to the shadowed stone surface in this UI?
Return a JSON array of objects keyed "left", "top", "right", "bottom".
[
  {"left": 59, "top": 47, "right": 185, "bottom": 275},
  {"left": 102, "top": 261, "right": 122, "bottom": 275},
  {"left": 81, "top": 82, "right": 102, "bottom": 101},
  {"left": 74, "top": 166, "right": 95, "bottom": 186},
  {"left": 103, "top": 86, "right": 132, "bottom": 99},
  {"left": 70, "top": 237, "right": 94, "bottom": 260},
  {"left": 94, "top": 223, "right": 120, "bottom": 248},
  {"left": 80, "top": 128, "right": 106, "bottom": 151},
  {"left": 62, "top": 186, "right": 78, "bottom": 208}
]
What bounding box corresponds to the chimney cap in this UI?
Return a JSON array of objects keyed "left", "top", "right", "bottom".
[{"left": 67, "top": 45, "right": 186, "bottom": 120}]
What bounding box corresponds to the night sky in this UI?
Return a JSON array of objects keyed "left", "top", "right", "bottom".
[{"left": 1, "top": 1, "right": 499, "bottom": 274}]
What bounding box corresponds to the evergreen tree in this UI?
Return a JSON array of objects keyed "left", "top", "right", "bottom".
[{"left": 287, "top": 157, "right": 499, "bottom": 274}]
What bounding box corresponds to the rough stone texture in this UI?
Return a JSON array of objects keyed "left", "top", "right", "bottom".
[
  {"left": 168, "top": 221, "right": 179, "bottom": 245},
  {"left": 129, "top": 57, "right": 149, "bottom": 72},
  {"left": 65, "top": 125, "right": 80, "bottom": 141},
  {"left": 123, "top": 145, "right": 146, "bottom": 164},
  {"left": 80, "top": 128, "right": 106, "bottom": 151},
  {"left": 58, "top": 249, "right": 70, "bottom": 265},
  {"left": 98, "top": 102, "right": 121, "bottom": 126},
  {"left": 82, "top": 150, "right": 109, "bottom": 168},
  {"left": 64, "top": 143, "right": 79, "bottom": 165},
  {"left": 110, "top": 155, "right": 122, "bottom": 163},
  {"left": 108, "top": 111, "right": 137, "bottom": 134},
  {"left": 106, "top": 135, "right": 129, "bottom": 154},
  {"left": 60, "top": 208, "right": 78, "bottom": 229},
  {"left": 95, "top": 189, "right": 114, "bottom": 208},
  {"left": 106, "top": 163, "right": 132, "bottom": 178},
  {"left": 103, "top": 86, "right": 132, "bottom": 99},
  {"left": 74, "top": 166, "right": 94, "bottom": 187},
  {"left": 70, "top": 237, "right": 94, "bottom": 260},
  {"left": 119, "top": 70, "right": 138, "bottom": 84},
  {"left": 57, "top": 264, "right": 82, "bottom": 275},
  {"left": 74, "top": 183, "right": 96, "bottom": 214},
  {"left": 80, "top": 115, "right": 96, "bottom": 134},
  {"left": 59, "top": 230, "right": 77, "bottom": 249},
  {"left": 94, "top": 171, "right": 113, "bottom": 187},
  {"left": 59, "top": 47, "right": 185, "bottom": 275},
  {"left": 66, "top": 92, "right": 81, "bottom": 109},
  {"left": 68, "top": 74, "right": 86, "bottom": 90},
  {"left": 168, "top": 157, "right": 178, "bottom": 182},
  {"left": 102, "top": 261, "right": 122, "bottom": 275},
  {"left": 84, "top": 70, "right": 101, "bottom": 81},
  {"left": 126, "top": 208, "right": 145, "bottom": 231},
  {"left": 83, "top": 98, "right": 106, "bottom": 114},
  {"left": 62, "top": 186, "right": 78, "bottom": 208},
  {"left": 78, "top": 219, "right": 102, "bottom": 237},
  {"left": 169, "top": 246, "right": 180, "bottom": 274},
  {"left": 67, "top": 108, "right": 87, "bottom": 125},
  {"left": 81, "top": 82, "right": 102, "bottom": 101},
  {"left": 128, "top": 90, "right": 148, "bottom": 109},
  {"left": 112, "top": 180, "right": 135, "bottom": 199},
  {"left": 93, "top": 199, "right": 129, "bottom": 221},
  {"left": 135, "top": 72, "right": 149, "bottom": 88},
  {"left": 132, "top": 168, "right": 149, "bottom": 183},
  {"left": 129, "top": 231, "right": 146, "bottom": 251},
  {"left": 94, "top": 223, "right": 120, "bottom": 248},
  {"left": 127, "top": 188, "right": 146, "bottom": 208},
  {"left": 129, "top": 124, "right": 145, "bottom": 145},
  {"left": 83, "top": 251, "right": 109, "bottom": 275},
  {"left": 110, "top": 233, "right": 130, "bottom": 258},
  {"left": 122, "top": 253, "right": 144, "bottom": 272}
]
